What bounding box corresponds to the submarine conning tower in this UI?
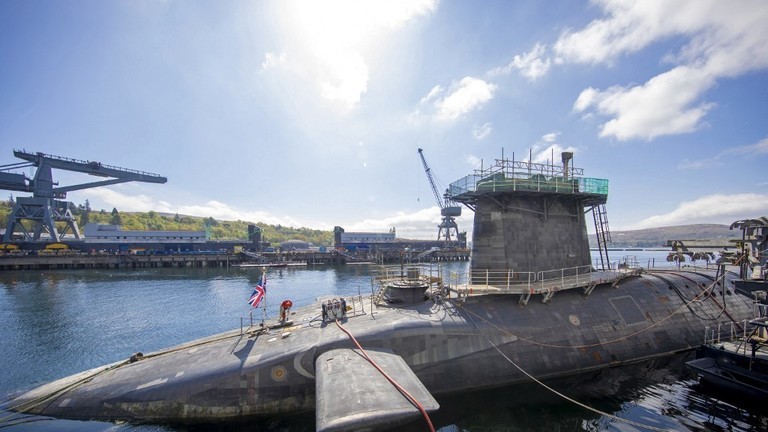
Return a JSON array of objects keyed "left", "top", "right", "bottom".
[{"left": 447, "top": 151, "right": 609, "bottom": 280}]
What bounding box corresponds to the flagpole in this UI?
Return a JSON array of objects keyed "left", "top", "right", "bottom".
[{"left": 261, "top": 267, "right": 267, "bottom": 328}]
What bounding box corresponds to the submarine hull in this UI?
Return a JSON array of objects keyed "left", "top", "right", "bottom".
[{"left": 6, "top": 268, "right": 753, "bottom": 424}]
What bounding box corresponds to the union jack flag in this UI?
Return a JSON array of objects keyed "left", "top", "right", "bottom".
[{"left": 248, "top": 273, "right": 267, "bottom": 308}]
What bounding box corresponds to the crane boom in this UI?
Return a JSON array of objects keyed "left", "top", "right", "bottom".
[
  {"left": 417, "top": 148, "right": 462, "bottom": 246},
  {"left": 2, "top": 149, "right": 167, "bottom": 242},
  {"left": 417, "top": 148, "right": 444, "bottom": 209}
]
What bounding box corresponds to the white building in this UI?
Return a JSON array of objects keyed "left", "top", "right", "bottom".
[{"left": 83, "top": 223, "right": 207, "bottom": 243}]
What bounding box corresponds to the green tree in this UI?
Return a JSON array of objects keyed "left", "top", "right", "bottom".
[
  {"left": 79, "top": 200, "right": 91, "bottom": 227},
  {"left": 110, "top": 208, "right": 122, "bottom": 225}
]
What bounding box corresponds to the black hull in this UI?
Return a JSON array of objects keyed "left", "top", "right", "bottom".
[{"left": 6, "top": 269, "right": 755, "bottom": 425}]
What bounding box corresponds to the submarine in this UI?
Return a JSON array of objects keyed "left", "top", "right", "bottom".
[{"left": 4, "top": 151, "right": 758, "bottom": 431}]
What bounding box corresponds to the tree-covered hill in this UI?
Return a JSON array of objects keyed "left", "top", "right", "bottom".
[
  {"left": 0, "top": 199, "right": 333, "bottom": 246},
  {"left": 590, "top": 224, "right": 738, "bottom": 248}
]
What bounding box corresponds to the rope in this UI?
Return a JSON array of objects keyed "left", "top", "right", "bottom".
[
  {"left": 461, "top": 312, "right": 674, "bottom": 432},
  {"left": 459, "top": 270, "right": 727, "bottom": 350},
  {"left": 483, "top": 336, "right": 674, "bottom": 432},
  {"left": 334, "top": 319, "right": 436, "bottom": 432},
  {"left": 647, "top": 271, "right": 724, "bottom": 321}
]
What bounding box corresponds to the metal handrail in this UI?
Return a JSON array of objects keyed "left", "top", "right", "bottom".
[
  {"left": 449, "top": 265, "right": 597, "bottom": 295},
  {"left": 537, "top": 265, "right": 593, "bottom": 292},
  {"left": 448, "top": 173, "right": 608, "bottom": 197}
]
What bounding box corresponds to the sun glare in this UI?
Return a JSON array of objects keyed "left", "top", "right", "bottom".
[{"left": 277, "top": 0, "right": 436, "bottom": 110}]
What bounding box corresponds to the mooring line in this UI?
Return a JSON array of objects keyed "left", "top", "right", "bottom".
[
  {"left": 483, "top": 336, "right": 675, "bottom": 432},
  {"left": 462, "top": 312, "right": 674, "bottom": 432}
]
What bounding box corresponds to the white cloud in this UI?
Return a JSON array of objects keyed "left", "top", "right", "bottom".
[
  {"left": 558, "top": 0, "right": 768, "bottom": 141},
  {"left": 723, "top": 137, "right": 768, "bottom": 156},
  {"left": 261, "top": 51, "right": 287, "bottom": 69},
  {"left": 573, "top": 66, "right": 716, "bottom": 140},
  {"left": 541, "top": 132, "right": 560, "bottom": 143},
  {"left": 528, "top": 132, "right": 578, "bottom": 164},
  {"left": 420, "top": 85, "right": 443, "bottom": 104},
  {"left": 573, "top": 87, "right": 598, "bottom": 112},
  {"left": 81, "top": 188, "right": 306, "bottom": 228},
  {"left": 472, "top": 122, "right": 493, "bottom": 140},
  {"left": 627, "top": 193, "right": 768, "bottom": 230},
  {"left": 489, "top": 43, "right": 551, "bottom": 80},
  {"left": 433, "top": 77, "right": 497, "bottom": 121},
  {"left": 678, "top": 137, "right": 768, "bottom": 170}
]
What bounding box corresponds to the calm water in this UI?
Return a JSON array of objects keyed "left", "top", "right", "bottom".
[{"left": 0, "top": 251, "right": 765, "bottom": 431}]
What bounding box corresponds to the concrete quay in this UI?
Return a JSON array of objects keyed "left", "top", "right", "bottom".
[{"left": 0, "top": 252, "right": 242, "bottom": 271}]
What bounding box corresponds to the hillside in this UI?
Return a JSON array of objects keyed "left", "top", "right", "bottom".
[
  {"left": 594, "top": 224, "right": 737, "bottom": 248},
  {"left": 0, "top": 200, "right": 333, "bottom": 246}
]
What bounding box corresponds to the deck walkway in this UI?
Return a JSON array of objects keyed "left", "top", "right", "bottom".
[{"left": 448, "top": 266, "right": 642, "bottom": 305}]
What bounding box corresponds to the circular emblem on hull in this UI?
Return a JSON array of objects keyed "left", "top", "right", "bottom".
[
  {"left": 569, "top": 314, "right": 580, "bottom": 326},
  {"left": 271, "top": 365, "right": 288, "bottom": 382}
]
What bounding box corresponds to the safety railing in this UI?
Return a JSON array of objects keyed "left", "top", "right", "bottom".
[
  {"left": 447, "top": 173, "right": 608, "bottom": 198},
  {"left": 449, "top": 265, "right": 602, "bottom": 296},
  {"left": 372, "top": 263, "right": 444, "bottom": 284},
  {"left": 537, "top": 265, "right": 594, "bottom": 291},
  {"left": 702, "top": 299, "right": 767, "bottom": 348}
]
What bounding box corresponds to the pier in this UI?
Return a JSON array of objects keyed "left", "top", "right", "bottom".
[
  {"left": 0, "top": 252, "right": 241, "bottom": 271},
  {"left": 0, "top": 248, "right": 469, "bottom": 271}
]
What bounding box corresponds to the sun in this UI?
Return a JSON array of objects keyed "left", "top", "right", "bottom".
[{"left": 275, "top": 0, "right": 436, "bottom": 110}]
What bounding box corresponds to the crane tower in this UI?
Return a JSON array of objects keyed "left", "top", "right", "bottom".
[
  {"left": 417, "top": 148, "right": 462, "bottom": 245},
  {"left": 0, "top": 149, "right": 167, "bottom": 242}
]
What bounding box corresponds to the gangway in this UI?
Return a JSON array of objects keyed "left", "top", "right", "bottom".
[
  {"left": 240, "top": 250, "right": 268, "bottom": 262},
  {"left": 1, "top": 150, "right": 167, "bottom": 242},
  {"left": 416, "top": 247, "right": 439, "bottom": 261}
]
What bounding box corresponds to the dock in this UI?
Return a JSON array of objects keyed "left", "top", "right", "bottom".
[
  {"left": 0, "top": 252, "right": 240, "bottom": 271},
  {"left": 0, "top": 248, "right": 461, "bottom": 271}
]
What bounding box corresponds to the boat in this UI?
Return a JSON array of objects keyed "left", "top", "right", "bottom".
[
  {"left": 686, "top": 218, "right": 768, "bottom": 400},
  {"left": 3, "top": 152, "right": 761, "bottom": 431},
  {"left": 686, "top": 291, "right": 768, "bottom": 399}
]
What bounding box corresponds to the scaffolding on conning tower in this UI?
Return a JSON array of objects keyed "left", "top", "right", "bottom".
[{"left": 445, "top": 149, "right": 612, "bottom": 274}]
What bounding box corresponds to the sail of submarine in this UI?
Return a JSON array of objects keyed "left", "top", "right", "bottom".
[{"left": 5, "top": 151, "right": 755, "bottom": 432}]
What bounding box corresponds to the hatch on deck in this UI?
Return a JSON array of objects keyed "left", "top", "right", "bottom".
[{"left": 315, "top": 348, "right": 438, "bottom": 432}]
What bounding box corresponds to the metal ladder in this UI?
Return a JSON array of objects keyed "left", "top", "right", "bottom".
[{"left": 593, "top": 204, "right": 611, "bottom": 270}]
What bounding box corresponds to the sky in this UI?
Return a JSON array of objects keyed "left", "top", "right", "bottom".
[{"left": 1, "top": 0, "right": 767, "bottom": 240}]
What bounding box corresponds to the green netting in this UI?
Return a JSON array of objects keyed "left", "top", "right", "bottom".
[
  {"left": 449, "top": 174, "right": 608, "bottom": 198},
  {"left": 580, "top": 178, "right": 609, "bottom": 195}
]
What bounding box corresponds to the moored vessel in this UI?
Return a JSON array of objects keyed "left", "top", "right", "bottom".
[{"left": 3, "top": 151, "right": 760, "bottom": 431}]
